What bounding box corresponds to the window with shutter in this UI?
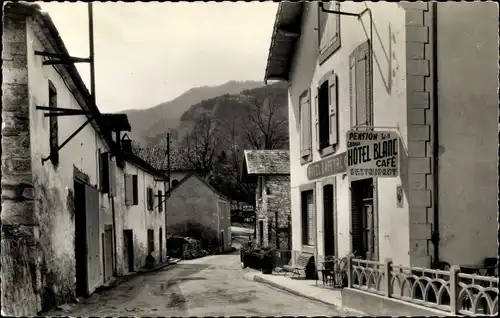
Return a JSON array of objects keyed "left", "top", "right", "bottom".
[
  {"left": 48, "top": 81, "right": 59, "bottom": 166},
  {"left": 125, "top": 174, "right": 133, "bottom": 205},
  {"left": 132, "top": 175, "right": 138, "bottom": 205},
  {"left": 318, "top": 2, "right": 341, "bottom": 64},
  {"left": 158, "top": 190, "right": 163, "bottom": 212},
  {"left": 315, "top": 93, "right": 319, "bottom": 151},
  {"left": 318, "top": 81, "right": 330, "bottom": 149},
  {"left": 147, "top": 188, "right": 154, "bottom": 211},
  {"left": 100, "top": 152, "right": 110, "bottom": 193},
  {"left": 301, "top": 190, "right": 315, "bottom": 246},
  {"left": 349, "top": 41, "right": 372, "bottom": 130}
]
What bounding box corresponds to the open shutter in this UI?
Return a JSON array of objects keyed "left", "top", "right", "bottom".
[
  {"left": 350, "top": 190, "right": 363, "bottom": 257},
  {"left": 125, "top": 174, "right": 133, "bottom": 205},
  {"left": 328, "top": 73, "right": 338, "bottom": 146},
  {"left": 356, "top": 55, "right": 367, "bottom": 130},
  {"left": 306, "top": 191, "right": 316, "bottom": 246},
  {"left": 314, "top": 92, "right": 320, "bottom": 151},
  {"left": 158, "top": 190, "right": 163, "bottom": 212},
  {"left": 301, "top": 91, "right": 312, "bottom": 157},
  {"left": 108, "top": 158, "right": 116, "bottom": 197},
  {"left": 349, "top": 57, "right": 357, "bottom": 128}
]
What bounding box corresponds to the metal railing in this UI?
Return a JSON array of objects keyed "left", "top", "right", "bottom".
[{"left": 347, "top": 257, "right": 499, "bottom": 316}]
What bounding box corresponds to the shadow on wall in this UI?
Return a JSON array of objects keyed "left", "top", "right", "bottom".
[
  {"left": 168, "top": 222, "right": 219, "bottom": 248},
  {"left": 359, "top": 4, "right": 393, "bottom": 94},
  {"left": 34, "top": 174, "right": 77, "bottom": 311}
]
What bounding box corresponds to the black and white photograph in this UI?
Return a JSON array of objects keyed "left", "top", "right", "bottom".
[{"left": 1, "top": 1, "right": 499, "bottom": 316}]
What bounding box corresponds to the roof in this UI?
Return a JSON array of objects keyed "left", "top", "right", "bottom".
[
  {"left": 167, "top": 173, "right": 230, "bottom": 201},
  {"left": 132, "top": 147, "right": 193, "bottom": 172},
  {"left": 264, "top": 2, "right": 305, "bottom": 83},
  {"left": 4, "top": 2, "right": 127, "bottom": 149},
  {"left": 242, "top": 150, "right": 290, "bottom": 181},
  {"left": 101, "top": 114, "right": 132, "bottom": 132}
]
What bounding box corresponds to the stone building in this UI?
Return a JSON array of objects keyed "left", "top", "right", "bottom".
[
  {"left": 1, "top": 2, "right": 167, "bottom": 315},
  {"left": 263, "top": 2, "right": 498, "bottom": 269},
  {"left": 242, "top": 150, "right": 291, "bottom": 249},
  {"left": 163, "top": 173, "right": 232, "bottom": 253}
]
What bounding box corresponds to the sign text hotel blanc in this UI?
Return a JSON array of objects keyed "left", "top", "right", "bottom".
[
  {"left": 346, "top": 130, "right": 399, "bottom": 178},
  {"left": 307, "top": 152, "right": 347, "bottom": 181}
]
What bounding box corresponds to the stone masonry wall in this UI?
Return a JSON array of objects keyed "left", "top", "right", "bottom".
[
  {"left": 258, "top": 176, "right": 292, "bottom": 250},
  {"left": 1, "top": 11, "right": 40, "bottom": 315},
  {"left": 402, "top": 1, "right": 435, "bottom": 268}
]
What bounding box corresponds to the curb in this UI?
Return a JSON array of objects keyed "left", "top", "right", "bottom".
[{"left": 250, "top": 274, "right": 367, "bottom": 316}]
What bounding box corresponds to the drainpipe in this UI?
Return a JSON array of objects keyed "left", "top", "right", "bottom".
[{"left": 430, "top": 2, "right": 440, "bottom": 266}]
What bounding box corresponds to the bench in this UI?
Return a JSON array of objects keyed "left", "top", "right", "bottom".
[{"left": 283, "top": 253, "right": 314, "bottom": 279}]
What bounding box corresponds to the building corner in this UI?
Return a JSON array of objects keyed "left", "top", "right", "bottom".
[
  {"left": 402, "top": 1, "right": 436, "bottom": 268},
  {"left": 1, "top": 12, "right": 42, "bottom": 315}
]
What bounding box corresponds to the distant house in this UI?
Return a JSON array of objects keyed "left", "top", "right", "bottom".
[
  {"left": 164, "top": 173, "right": 232, "bottom": 253},
  {"left": 132, "top": 147, "right": 193, "bottom": 189},
  {"left": 242, "top": 150, "right": 291, "bottom": 250}
]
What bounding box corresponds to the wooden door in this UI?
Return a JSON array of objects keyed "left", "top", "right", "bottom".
[
  {"left": 159, "top": 228, "right": 163, "bottom": 262},
  {"left": 104, "top": 227, "right": 113, "bottom": 282},
  {"left": 85, "top": 184, "right": 101, "bottom": 294},
  {"left": 123, "top": 230, "right": 134, "bottom": 272},
  {"left": 323, "top": 184, "right": 335, "bottom": 257}
]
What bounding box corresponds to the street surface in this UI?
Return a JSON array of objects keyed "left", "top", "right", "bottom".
[{"left": 46, "top": 254, "right": 346, "bottom": 316}]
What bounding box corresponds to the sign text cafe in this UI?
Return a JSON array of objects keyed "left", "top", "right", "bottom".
[{"left": 346, "top": 130, "right": 400, "bottom": 178}]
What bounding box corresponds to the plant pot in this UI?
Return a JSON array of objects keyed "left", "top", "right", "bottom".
[{"left": 261, "top": 255, "right": 273, "bottom": 274}]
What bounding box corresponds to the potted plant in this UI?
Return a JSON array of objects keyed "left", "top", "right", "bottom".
[{"left": 260, "top": 248, "right": 276, "bottom": 274}]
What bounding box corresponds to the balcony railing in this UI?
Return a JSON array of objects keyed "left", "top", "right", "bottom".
[{"left": 346, "top": 257, "right": 499, "bottom": 316}]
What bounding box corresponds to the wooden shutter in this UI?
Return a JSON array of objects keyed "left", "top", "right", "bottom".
[
  {"left": 350, "top": 189, "right": 363, "bottom": 257},
  {"left": 328, "top": 73, "right": 338, "bottom": 146},
  {"left": 300, "top": 90, "right": 312, "bottom": 158},
  {"left": 306, "top": 191, "right": 316, "bottom": 246},
  {"left": 349, "top": 57, "right": 357, "bottom": 128},
  {"left": 108, "top": 158, "right": 116, "bottom": 197},
  {"left": 132, "top": 175, "right": 138, "bottom": 205},
  {"left": 314, "top": 92, "right": 320, "bottom": 151},
  {"left": 100, "top": 152, "right": 110, "bottom": 193},
  {"left": 124, "top": 174, "right": 133, "bottom": 205},
  {"left": 356, "top": 55, "right": 367, "bottom": 129}
]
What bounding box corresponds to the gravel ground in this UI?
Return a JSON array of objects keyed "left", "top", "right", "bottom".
[{"left": 45, "top": 254, "right": 349, "bottom": 316}]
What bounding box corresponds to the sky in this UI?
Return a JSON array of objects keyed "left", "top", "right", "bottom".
[{"left": 36, "top": 2, "right": 278, "bottom": 113}]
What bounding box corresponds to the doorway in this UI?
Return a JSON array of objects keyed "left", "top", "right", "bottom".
[
  {"left": 123, "top": 230, "right": 134, "bottom": 272},
  {"left": 74, "top": 180, "right": 87, "bottom": 297},
  {"left": 258, "top": 220, "right": 264, "bottom": 246},
  {"left": 323, "top": 184, "right": 335, "bottom": 257},
  {"left": 351, "top": 178, "right": 375, "bottom": 260}
]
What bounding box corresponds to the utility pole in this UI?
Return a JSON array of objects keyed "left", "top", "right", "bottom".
[
  {"left": 88, "top": 3, "right": 96, "bottom": 104},
  {"left": 167, "top": 132, "right": 171, "bottom": 190}
]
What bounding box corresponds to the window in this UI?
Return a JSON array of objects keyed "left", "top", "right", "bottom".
[
  {"left": 100, "top": 152, "right": 110, "bottom": 193},
  {"left": 301, "top": 190, "right": 315, "bottom": 246},
  {"left": 171, "top": 179, "right": 179, "bottom": 187},
  {"left": 299, "top": 89, "right": 312, "bottom": 162},
  {"left": 315, "top": 72, "right": 339, "bottom": 156},
  {"left": 147, "top": 229, "right": 154, "bottom": 254},
  {"left": 256, "top": 177, "right": 263, "bottom": 200},
  {"left": 147, "top": 187, "right": 154, "bottom": 211},
  {"left": 48, "top": 81, "right": 59, "bottom": 166},
  {"left": 158, "top": 190, "right": 163, "bottom": 212},
  {"left": 349, "top": 41, "right": 372, "bottom": 130},
  {"left": 318, "top": 2, "right": 341, "bottom": 64},
  {"left": 125, "top": 174, "right": 139, "bottom": 206}
]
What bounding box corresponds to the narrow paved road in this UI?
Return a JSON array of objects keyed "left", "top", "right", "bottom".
[{"left": 47, "top": 254, "right": 346, "bottom": 316}]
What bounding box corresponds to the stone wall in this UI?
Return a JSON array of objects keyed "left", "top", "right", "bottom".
[{"left": 1, "top": 11, "right": 40, "bottom": 315}]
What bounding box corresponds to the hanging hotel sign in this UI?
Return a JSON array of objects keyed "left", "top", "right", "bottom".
[
  {"left": 346, "top": 130, "right": 399, "bottom": 178},
  {"left": 307, "top": 152, "right": 347, "bottom": 181}
]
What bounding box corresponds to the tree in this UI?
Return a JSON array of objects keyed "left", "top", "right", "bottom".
[
  {"left": 243, "top": 92, "right": 289, "bottom": 150},
  {"left": 179, "top": 114, "right": 221, "bottom": 178}
]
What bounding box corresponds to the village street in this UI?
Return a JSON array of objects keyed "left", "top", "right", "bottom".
[{"left": 45, "top": 254, "right": 345, "bottom": 316}]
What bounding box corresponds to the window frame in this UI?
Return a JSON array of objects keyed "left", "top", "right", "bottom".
[
  {"left": 158, "top": 190, "right": 163, "bottom": 212},
  {"left": 316, "top": 70, "right": 339, "bottom": 157},
  {"left": 147, "top": 187, "right": 154, "bottom": 211},
  {"left": 318, "top": 1, "right": 342, "bottom": 65}
]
